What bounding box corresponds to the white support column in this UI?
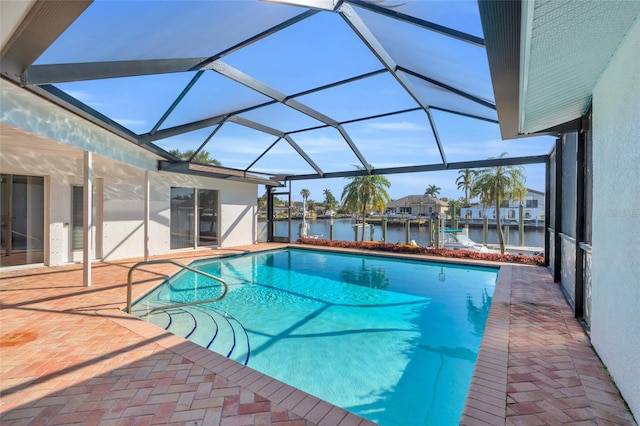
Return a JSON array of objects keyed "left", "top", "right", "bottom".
[
  {"left": 144, "top": 170, "right": 150, "bottom": 261},
  {"left": 193, "top": 189, "right": 199, "bottom": 250},
  {"left": 83, "top": 151, "right": 93, "bottom": 287}
]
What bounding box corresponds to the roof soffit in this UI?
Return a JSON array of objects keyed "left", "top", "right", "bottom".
[{"left": 480, "top": 0, "right": 640, "bottom": 140}]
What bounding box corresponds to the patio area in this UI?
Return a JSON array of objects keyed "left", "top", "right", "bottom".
[{"left": 0, "top": 244, "right": 636, "bottom": 425}]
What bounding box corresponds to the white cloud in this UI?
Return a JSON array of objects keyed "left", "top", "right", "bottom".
[
  {"left": 114, "top": 118, "right": 147, "bottom": 127},
  {"left": 366, "top": 121, "right": 427, "bottom": 131},
  {"left": 64, "top": 90, "right": 107, "bottom": 108},
  {"left": 64, "top": 89, "right": 92, "bottom": 102}
]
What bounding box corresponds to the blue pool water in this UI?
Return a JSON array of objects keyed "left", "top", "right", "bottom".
[{"left": 132, "top": 248, "right": 497, "bottom": 425}]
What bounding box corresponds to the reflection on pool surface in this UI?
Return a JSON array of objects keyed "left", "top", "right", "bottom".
[{"left": 132, "top": 248, "right": 497, "bottom": 425}]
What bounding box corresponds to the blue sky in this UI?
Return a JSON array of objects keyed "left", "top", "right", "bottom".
[{"left": 37, "top": 0, "right": 554, "bottom": 203}]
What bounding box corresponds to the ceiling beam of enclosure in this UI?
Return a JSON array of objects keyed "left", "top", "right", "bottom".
[
  {"left": 339, "top": 2, "right": 448, "bottom": 167},
  {"left": 285, "top": 154, "right": 549, "bottom": 181},
  {"left": 1, "top": 0, "right": 547, "bottom": 186},
  {"left": 345, "top": 0, "right": 485, "bottom": 46},
  {"left": 206, "top": 60, "right": 370, "bottom": 173}
]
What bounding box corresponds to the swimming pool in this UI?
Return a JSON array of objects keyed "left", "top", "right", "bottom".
[{"left": 131, "top": 248, "right": 497, "bottom": 425}]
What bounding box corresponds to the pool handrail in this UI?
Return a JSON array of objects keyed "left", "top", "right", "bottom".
[{"left": 126, "top": 259, "right": 228, "bottom": 314}]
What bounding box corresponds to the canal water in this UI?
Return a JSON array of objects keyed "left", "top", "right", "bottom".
[{"left": 267, "top": 218, "right": 545, "bottom": 248}]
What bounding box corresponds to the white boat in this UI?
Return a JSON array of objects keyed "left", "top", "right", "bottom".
[
  {"left": 441, "top": 230, "right": 498, "bottom": 253},
  {"left": 442, "top": 229, "right": 543, "bottom": 256}
]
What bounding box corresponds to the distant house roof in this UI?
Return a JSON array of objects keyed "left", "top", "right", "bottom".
[
  {"left": 526, "top": 188, "right": 544, "bottom": 196},
  {"left": 387, "top": 195, "right": 448, "bottom": 208}
]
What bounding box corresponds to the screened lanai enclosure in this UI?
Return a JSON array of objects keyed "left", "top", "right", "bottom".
[
  {"left": 2, "top": 0, "right": 554, "bottom": 179},
  {"left": 3, "top": 0, "right": 640, "bottom": 420},
  {"left": 0, "top": 0, "right": 621, "bottom": 324}
]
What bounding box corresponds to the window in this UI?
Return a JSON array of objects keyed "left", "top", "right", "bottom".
[
  {"left": 70, "top": 183, "right": 100, "bottom": 255},
  {"left": 526, "top": 199, "right": 538, "bottom": 208},
  {"left": 71, "top": 185, "right": 84, "bottom": 250},
  {"left": 170, "top": 187, "right": 194, "bottom": 249},
  {"left": 171, "top": 187, "right": 219, "bottom": 249},
  {"left": 1, "top": 174, "right": 44, "bottom": 265},
  {"left": 198, "top": 189, "right": 218, "bottom": 246}
]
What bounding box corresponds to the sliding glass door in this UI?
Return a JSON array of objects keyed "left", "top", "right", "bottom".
[
  {"left": 198, "top": 189, "right": 218, "bottom": 247},
  {"left": 171, "top": 187, "right": 218, "bottom": 249},
  {"left": 170, "top": 187, "right": 195, "bottom": 249},
  {"left": 1, "top": 174, "right": 44, "bottom": 267}
]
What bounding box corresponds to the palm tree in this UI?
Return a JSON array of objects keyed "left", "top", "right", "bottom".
[
  {"left": 513, "top": 183, "right": 527, "bottom": 206},
  {"left": 300, "top": 189, "right": 310, "bottom": 217},
  {"left": 307, "top": 200, "right": 316, "bottom": 214},
  {"left": 341, "top": 166, "right": 391, "bottom": 241},
  {"left": 470, "top": 153, "right": 526, "bottom": 253},
  {"left": 322, "top": 188, "right": 337, "bottom": 210},
  {"left": 448, "top": 198, "right": 462, "bottom": 221},
  {"left": 456, "top": 169, "right": 475, "bottom": 206},
  {"left": 424, "top": 184, "right": 441, "bottom": 198}
]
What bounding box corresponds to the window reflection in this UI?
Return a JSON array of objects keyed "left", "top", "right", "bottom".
[
  {"left": 171, "top": 187, "right": 219, "bottom": 249},
  {"left": 198, "top": 189, "right": 218, "bottom": 246},
  {"left": 170, "top": 187, "right": 194, "bottom": 249}
]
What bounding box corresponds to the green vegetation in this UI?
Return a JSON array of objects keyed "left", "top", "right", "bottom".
[
  {"left": 300, "top": 189, "right": 310, "bottom": 203},
  {"left": 322, "top": 188, "right": 338, "bottom": 210},
  {"left": 470, "top": 153, "right": 526, "bottom": 254},
  {"left": 297, "top": 238, "right": 544, "bottom": 266},
  {"left": 448, "top": 198, "right": 466, "bottom": 220},
  {"left": 341, "top": 166, "right": 391, "bottom": 241},
  {"left": 168, "top": 149, "right": 222, "bottom": 166},
  {"left": 424, "top": 184, "right": 441, "bottom": 198},
  {"left": 456, "top": 168, "right": 475, "bottom": 206}
]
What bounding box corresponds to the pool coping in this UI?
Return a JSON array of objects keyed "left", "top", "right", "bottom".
[{"left": 461, "top": 265, "right": 511, "bottom": 425}]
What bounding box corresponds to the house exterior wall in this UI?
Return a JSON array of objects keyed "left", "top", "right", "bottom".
[
  {"left": 386, "top": 196, "right": 447, "bottom": 216},
  {"left": 1, "top": 81, "right": 258, "bottom": 267},
  {"left": 459, "top": 190, "right": 545, "bottom": 222},
  {"left": 150, "top": 172, "right": 257, "bottom": 254},
  {"left": 459, "top": 206, "right": 544, "bottom": 222},
  {"left": 590, "top": 19, "right": 640, "bottom": 419}
]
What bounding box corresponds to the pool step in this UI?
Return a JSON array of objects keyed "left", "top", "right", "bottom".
[
  {"left": 129, "top": 302, "right": 250, "bottom": 365},
  {"left": 205, "top": 308, "right": 250, "bottom": 365}
]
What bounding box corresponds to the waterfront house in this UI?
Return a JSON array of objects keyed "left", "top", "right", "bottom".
[
  {"left": 460, "top": 188, "right": 545, "bottom": 223},
  {"left": 385, "top": 195, "right": 448, "bottom": 218}
]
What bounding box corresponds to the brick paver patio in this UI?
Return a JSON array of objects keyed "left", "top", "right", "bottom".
[{"left": 1, "top": 244, "right": 636, "bottom": 425}]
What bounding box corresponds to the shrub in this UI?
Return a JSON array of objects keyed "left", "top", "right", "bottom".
[{"left": 296, "top": 238, "right": 544, "bottom": 266}]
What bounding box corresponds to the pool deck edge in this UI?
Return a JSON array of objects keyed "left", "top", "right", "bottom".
[{"left": 461, "top": 265, "right": 511, "bottom": 425}]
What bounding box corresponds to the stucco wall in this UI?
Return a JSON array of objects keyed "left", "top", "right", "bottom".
[
  {"left": 150, "top": 172, "right": 257, "bottom": 255},
  {"left": 591, "top": 19, "right": 640, "bottom": 418},
  {"left": 1, "top": 145, "right": 258, "bottom": 264},
  {"left": 1, "top": 82, "right": 259, "bottom": 266}
]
